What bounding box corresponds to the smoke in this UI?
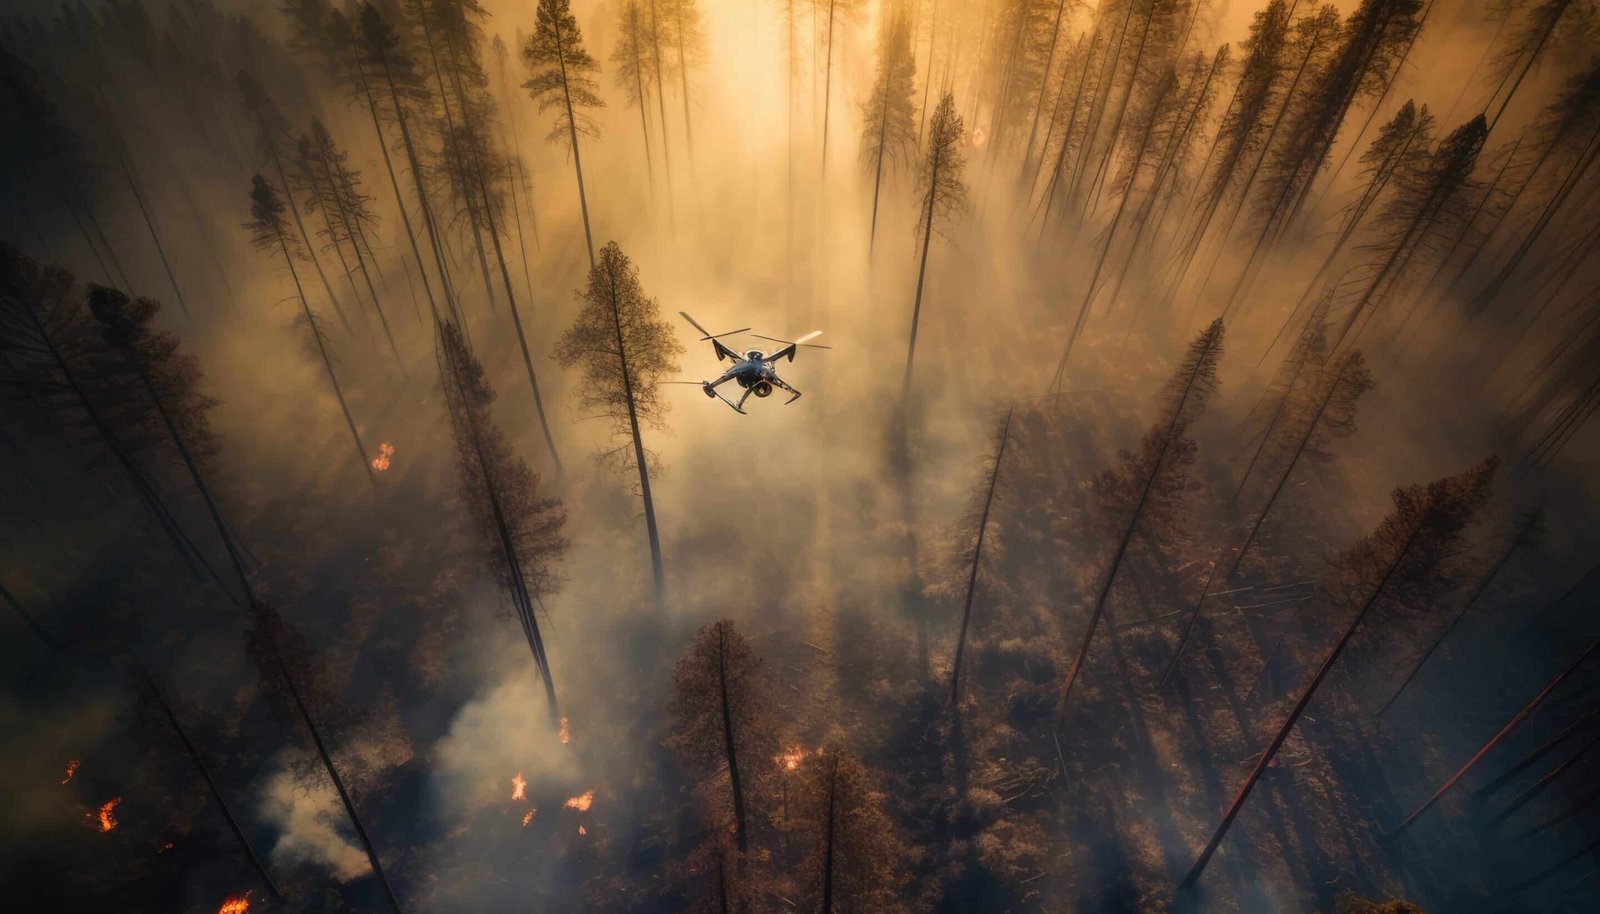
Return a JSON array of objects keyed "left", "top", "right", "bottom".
[{"left": 258, "top": 758, "right": 372, "bottom": 883}]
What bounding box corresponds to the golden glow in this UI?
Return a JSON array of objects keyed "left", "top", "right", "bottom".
[{"left": 370, "top": 442, "right": 394, "bottom": 472}]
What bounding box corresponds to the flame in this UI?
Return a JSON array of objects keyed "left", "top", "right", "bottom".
[
  {"left": 521, "top": 808, "right": 536, "bottom": 827},
  {"left": 564, "top": 790, "right": 594, "bottom": 812},
  {"left": 775, "top": 746, "right": 808, "bottom": 772},
  {"left": 511, "top": 772, "right": 526, "bottom": 802},
  {"left": 370, "top": 442, "right": 394, "bottom": 472},
  {"left": 61, "top": 759, "right": 80, "bottom": 785},
  {"left": 93, "top": 797, "right": 121, "bottom": 832},
  {"left": 216, "top": 892, "right": 251, "bottom": 914},
  {"left": 559, "top": 716, "right": 571, "bottom": 745},
  {"left": 577, "top": 825, "right": 587, "bottom": 835}
]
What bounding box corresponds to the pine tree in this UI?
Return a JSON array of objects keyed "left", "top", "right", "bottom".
[
  {"left": 1333, "top": 116, "right": 1488, "bottom": 350},
  {"left": 522, "top": 0, "right": 602, "bottom": 268},
  {"left": 670, "top": 620, "right": 774, "bottom": 856},
  {"left": 1180, "top": 456, "right": 1498, "bottom": 889},
  {"left": 816, "top": 0, "right": 862, "bottom": 176},
  {"left": 949, "top": 408, "right": 1014, "bottom": 706},
  {"left": 1060, "top": 319, "right": 1224, "bottom": 714},
  {"left": 246, "top": 174, "right": 376, "bottom": 487},
  {"left": 612, "top": 0, "right": 658, "bottom": 189},
  {"left": 555, "top": 242, "right": 682, "bottom": 608},
  {"left": 795, "top": 750, "right": 908, "bottom": 912},
  {"left": 237, "top": 70, "right": 353, "bottom": 333},
  {"left": 438, "top": 320, "right": 568, "bottom": 719},
  {"left": 659, "top": 0, "right": 707, "bottom": 165},
  {"left": 862, "top": 9, "right": 918, "bottom": 253},
  {"left": 903, "top": 91, "right": 967, "bottom": 398}
]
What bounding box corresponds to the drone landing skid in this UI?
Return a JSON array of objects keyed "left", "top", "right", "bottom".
[{"left": 704, "top": 383, "right": 746, "bottom": 414}]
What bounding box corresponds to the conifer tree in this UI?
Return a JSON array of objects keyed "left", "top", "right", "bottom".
[
  {"left": 949, "top": 408, "right": 1013, "bottom": 706},
  {"left": 555, "top": 242, "right": 682, "bottom": 608},
  {"left": 438, "top": 320, "right": 567, "bottom": 718},
  {"left": 861, "top": 9, "right": 917, "bottom": 252},
  {"left": 1060, "top": 318, "right": 1224, "bottom": 715},
  {"left": 612, "top": 0, "right": 658, "bottom": 189},
  {"left": 661, "top": 0, "right": 707, "bottom": 164},
  {"left": 903, "top": 92, "right": 967, "bottom": 398},
  {"left": 670, "top": 620, "right": 774, "bottom": 856},
  {"left": 796, "top": 750, "right": 908, "bottom": 913},
  {"left": 1181, "top": 456, "right": 1499, "bottom": 889},
  {"left": 523, "top": 0, "right": 602, "bottom": 268},
  {"left": 246, "top": 175, "right": 375, "bottom": 487}
]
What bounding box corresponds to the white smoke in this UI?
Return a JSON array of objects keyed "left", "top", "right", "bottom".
[{"left": 258, "top": 758, "right": 371, "bottom": 883}]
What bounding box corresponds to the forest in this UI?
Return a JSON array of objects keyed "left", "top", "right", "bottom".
[{"left": 2, "top": 0, "right": 1599, "bottom": 912}]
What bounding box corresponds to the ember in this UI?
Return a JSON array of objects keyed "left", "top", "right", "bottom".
[
  {"left": 521, "top": 809, "right": 536, "bottom": 827},
  {"left": 577, "top": 825, "right": 587, "bottom": 836},
  {"left": 511, "top": 771, "right": 526, "bottom": 802},
  {"left": 775, "top": 746, "right": 808, "bottom": 772},
  {"left": 564, "top": 790, "right": 594, "bottom": 812},
  {"left": 216, "top": 892, "right": 250, "bottom": 914},
  {"left": 559, "top": 716, "right": 571, "bottom": 745},
  {"left": 61, "top": 759, "right": 80, "bottom": 785},
  {"left": 370, "top": 442, "right": 394, "bottom": 472},
  {"left": 92, "top": 798, "right": 121, "bottom": 832}
]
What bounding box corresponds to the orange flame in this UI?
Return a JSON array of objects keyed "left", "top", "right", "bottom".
[
  {"left": 521, "top": 808, "right": 536, "bottom": 827},
  {"left": 216, "top": 892, "right": 251, "bottom": 914},
  {"left": 62, "top": 759, "right": 80, "bottom": 785},
  {"left": 93, "top": 797, "right": 121, "bottom": 832},
  {"left": 370, "top": 442, "right": 394, "bottom": 472},
  {"left": 775, "top": 746, "right": 808, "bottom": 772},
  {"left": 577, "top": 825, "right": 587, "bottom": 836},
  {"left": 564, "top": 790, "right": 594, "bottom": 812},
  {"left": 511, "top": 772, "right": 526, "bottom": 802},
  {"left": 559, "top": 716, "right": 571, "bottom": 745}
]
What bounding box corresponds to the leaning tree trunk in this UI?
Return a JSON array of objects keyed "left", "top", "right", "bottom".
[
  {"left": 603, "top": 258, "right": 665, "bottom": 605},
  {"left": 717, "top": 623, "right": 749, "bottom": 852},
  {"left": 556, "top": 23, "right": 597, "bottom": 268},
  {"left": 1180, "top": 525, "right": 1425, "bottom": 889},
  {"left": 950, "top": 408, "right": 1013, "bottom": 706},
  {"left": 139, "top": 669, "right": 284, "bottom": 903}
]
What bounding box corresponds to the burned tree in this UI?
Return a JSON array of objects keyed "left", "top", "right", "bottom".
[
  {"left": 861, "top": 9, "right": 918, "bottom": 253},
  {"left": 1060, "top": 318, "right": 1224, "bottom": 714},
  {"left": 612, "top": 0, "right": 658, "bottom": 190},
  {"left": 246, "top": 175, "right": 375, "bottom": 487},
  {"left": 669, "top": 620, "right": 773, "bottom": 856},
  {"left": 903, "top": 91, "right": 968, "bottom": 399},
  {"left": 1181, "top": 456, "right": 1499, "bottom": 888},
  {"left": 523, "top": 0, "right": 603, "bottom": 268},
  {"left": 438, "top": 320, "right": 568, "bottom": 719},
  {"left": 795, "top": 750, "right": 907, "bottom": 913},
  {"left": 555, "top": 242, "right": 682, "bottom": 609},
  {"left": 948, "top": 408, "right": 1014, "bottom": 706}
]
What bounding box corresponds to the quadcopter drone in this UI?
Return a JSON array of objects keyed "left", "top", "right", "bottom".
[{"left": 676, "top": 312, "right": 830, "bottom": 414}]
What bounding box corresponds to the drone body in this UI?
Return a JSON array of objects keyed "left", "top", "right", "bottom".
[{"left": 678, "top": 312, "right": 829, "bottom": 413}]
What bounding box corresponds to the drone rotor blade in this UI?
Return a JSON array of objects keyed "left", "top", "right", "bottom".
[
  {"left": 791, "top": 330, "right": 824, "bottom": 346},
  {"left": 705, "top": 327, "right": 752, "bottom": 340},
  {"left": 753, "top": 332, "right": 830, "bottom": 350},
  {"left": 679, "top": 311, "right": 714, "bottom": 338}
]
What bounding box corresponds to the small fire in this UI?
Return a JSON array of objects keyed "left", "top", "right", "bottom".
[
  {"left": 521, "top": 808, "right": 536, "bottom": 827},
  {"left": 62, "top": 760, "right": 80, "bottom": 785},
  {"left": 559, "top": 716, "right": 571, "bottom": 745},
  {"left": 775, "top": 746, "right": 808, "bottom": 772},
  {"left": 216, "top": 892, "right": 251, "bottom": 914},
  {"left": 511, "top": 772, "right": 527, "bottom": 802},
  {"left": 370, "top": 442, "right": 394, "bottom": 472},
  {"left": 577, "top": 825, "right": 587, "bottom": 836},
  {"left": 93, "top": 797, "right": 121, "bottom": 832},
  {"left": 564, "top": 790, "right": 594, "bottom": 812}
]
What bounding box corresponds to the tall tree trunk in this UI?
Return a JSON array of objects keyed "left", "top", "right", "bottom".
[
  {"left": 820, "top": 753, "right": 839, "bottom": 912},
  {"left": 949, "top": 408, "right": 1013, "bottom": 705},
  {"left": 138, "top": 669, "right": 284, "bottom": 903},
  {"left": 1180, "top": 524, "right": 1426, "bottom": 889},
  {"left": 274, "top": 232, "right": 377, "bottom": 488},
  {"left": 820, "top": 0, "right": 838, "bottom": 177},
  {"left": 648, "top": 0, "right": 677, "bottom": 227},
  {"left": 1059, "top": 320, "right": 1220, "bottom": 715},
  {"left": 356, "top": 55, "right": 439, "bottom": 325},
  {"left": 1390, "top": 637, "right": 1599, "bottom": 835},
  {"left": 555, "top": 20, "right": 597, "bottom": 268},
  {"left": 717, "top": 623, "right": 749, "bottom": 852},
  {"left": 602, "top": 256, "right": 665, "bottom": 605},
  {"left": 901, "top": 173, "right": 938, "bottom": 399}
]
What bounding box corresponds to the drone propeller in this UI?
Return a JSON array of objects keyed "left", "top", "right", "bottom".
[
  {"left": 678, "top": 311, "right": 750, "bottom": 341},
  {"left": 752, "top": 332, "right": 832, "bottom": 350}
]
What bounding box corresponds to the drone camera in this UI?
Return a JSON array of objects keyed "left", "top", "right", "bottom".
[{"left": 753, "top": 381, "right": 773, "bottom": 398}]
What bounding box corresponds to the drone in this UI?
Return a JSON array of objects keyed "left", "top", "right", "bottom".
[{"left": 676, "top": 312, "right": 830, "bottom": 414}]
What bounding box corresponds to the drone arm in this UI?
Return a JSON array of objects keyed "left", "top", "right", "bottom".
[{"left": 770, "top": 375, "right": 802, "bottom": 404}]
